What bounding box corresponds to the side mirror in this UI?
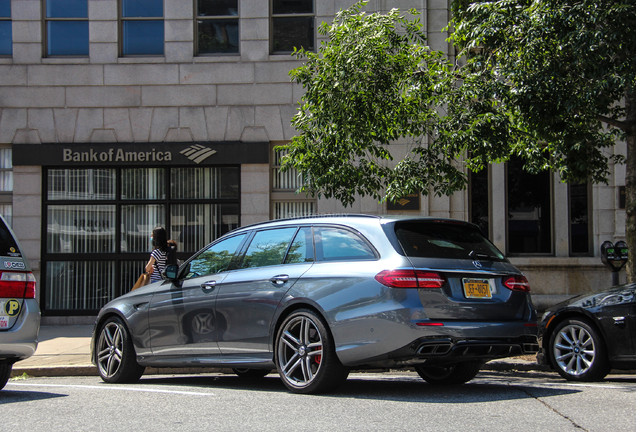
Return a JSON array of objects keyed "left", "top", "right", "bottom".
[{"left": 164, "top": 264, "right": 179, "bottom": 281}]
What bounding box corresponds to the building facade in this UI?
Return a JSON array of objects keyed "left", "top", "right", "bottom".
[{"left": 0, "top": 0, "right": 626, "bottom": 323}]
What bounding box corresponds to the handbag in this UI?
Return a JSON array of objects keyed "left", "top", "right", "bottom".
[{"left": 131, "top": 272, "right": 150, "bottom": 291}]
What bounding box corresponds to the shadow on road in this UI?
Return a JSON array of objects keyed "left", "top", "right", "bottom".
[{"left": 132, "top": 371, "right": 582, "bottom": 402}]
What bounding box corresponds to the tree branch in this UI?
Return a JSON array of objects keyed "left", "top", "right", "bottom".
[{"left": 598, "top": 114, "right": 627, "bottom": 130}]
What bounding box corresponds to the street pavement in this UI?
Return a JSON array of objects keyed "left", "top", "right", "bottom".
[{"left": 10, "top": 325, "right": 551, "bottom": 378}]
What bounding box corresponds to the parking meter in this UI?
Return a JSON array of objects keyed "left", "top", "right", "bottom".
[{"left": 600, "top": 240, "right": 628, "bottom": 286}]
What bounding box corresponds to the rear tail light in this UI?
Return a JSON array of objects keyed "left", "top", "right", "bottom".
[
  {"left": 0, "top": 271, "right": 36, "bottom": 298},
  {"left": 503, "top": 275, "right": 530, "bottom": 292},
  {"left": 375, "top": 270, "right": 446, "bottom": 288}
]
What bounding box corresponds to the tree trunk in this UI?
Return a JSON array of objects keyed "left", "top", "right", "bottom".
[{"left": 624, "top": 87, "right": 636, "bottom": 283}]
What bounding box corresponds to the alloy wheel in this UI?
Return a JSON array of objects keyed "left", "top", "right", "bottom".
[
  {"left": 277, "top": 315, "right": 324, "bottom": 388},
  {"left": 553, "top": 323, "right": 596, "bottom": 377},
  {"left": 97, "top": 321, "right": 124, "bottom": 379}
]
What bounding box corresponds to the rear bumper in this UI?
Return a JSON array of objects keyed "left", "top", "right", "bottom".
[
  {"left": 0, "top": 299, "right": 41, "bottom": 364},
  {"left": 347, "top": 335, "right": 539, "bottom": 368}
]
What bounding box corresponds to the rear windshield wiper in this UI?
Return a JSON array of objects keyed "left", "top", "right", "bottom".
[{"left": 469, "top": 250, "right": 497, "bottom": 260}]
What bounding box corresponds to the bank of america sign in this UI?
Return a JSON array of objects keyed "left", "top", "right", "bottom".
[{"left": 180, "top": 145, "right": 217, "bottom": 164}]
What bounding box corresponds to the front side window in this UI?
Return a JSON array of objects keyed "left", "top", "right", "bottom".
[
  {"left": 271, "top": 0, "right": 314, "bottom": 54},
  {"left": 196, "top": 0, "right": 239, "bottom": 54},
  {"left": 120, "top": 0, "right": 164, "bottom": 55},
  {"left": 186, "top": 233, "right": 246, "bottom": 278},
  {"left": 0, "top": 0, "right": 11, "bottom": 56},
  {"left": 45, "top": 0, "right": 89, "bottom": 56}
]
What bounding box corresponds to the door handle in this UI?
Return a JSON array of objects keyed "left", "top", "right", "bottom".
[
  {"left": 201, "top": 281, "right": 217, "bottom": 291},
  {"left": 270, "top": 275, "right": 290, "bottom": 285}
]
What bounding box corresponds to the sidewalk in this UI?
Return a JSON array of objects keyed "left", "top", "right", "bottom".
[{"left": 10, "top": 325, "right": 551, "bottom": 378}]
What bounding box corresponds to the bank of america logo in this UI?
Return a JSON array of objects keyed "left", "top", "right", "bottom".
[{"left": 180, "top": 145, "right": 217, "bottom": 164}]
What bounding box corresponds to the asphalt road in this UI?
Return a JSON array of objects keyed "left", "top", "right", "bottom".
[{"left": 2, "top": 370, "right": 635, "bottom": 432}]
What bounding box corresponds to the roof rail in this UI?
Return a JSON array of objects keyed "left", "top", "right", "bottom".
[{"left": 236, "top": 213, "right": 381, "bottom": 231}]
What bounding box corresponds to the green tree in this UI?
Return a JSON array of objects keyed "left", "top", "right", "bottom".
[{"left": 282, "top": 0, "right": 636, "bottom": 280}]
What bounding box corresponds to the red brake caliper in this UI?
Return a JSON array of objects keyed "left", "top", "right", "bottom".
[{"left": 314, "top": 345, "right": 322, "bottom": 364}]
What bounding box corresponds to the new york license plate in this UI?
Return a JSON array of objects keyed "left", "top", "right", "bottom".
[{"left": 463, "top": 278, "right": 492, "bottom": 299}]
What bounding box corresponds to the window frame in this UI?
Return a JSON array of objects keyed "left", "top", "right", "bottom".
[
  {"left": 568, "top": 182, "right": 593, "bottom": 256},
  {"left": 505, "top": 157, "right": 554, "bottom": 256},
  {"left": 270, "top": 143, "right": 316, "bottom": 219},
  {"left": 194, "top": 0, "right": 240, "bottom": 56},
  {"left": 41, "top": 165, "right": 241, "bottom": 316},
  {"left": 118, "top": 0, "right": 165, "bottom": 57},
  {"left": 270, "top": 0, "right": 315, "bottom": 54},
  {"left": 0, "top": 0, "right": 11, "bottom": 57},
  {"left": 42, "top": 0, "right": 89, "bottom": 57}
]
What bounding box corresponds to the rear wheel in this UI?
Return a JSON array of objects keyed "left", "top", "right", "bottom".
[
  {"left": 0, "top": 363, "right": 11, "bottom": 390},
  {"left": 414, "top": 362, "right": 482, "bottom": 385},
  {"left": 96, "top": 316, "right": 145, "bottom": 383},
  {"left": 549, "top": 318, "right": 610, "bottom": 381},
  {"left": 275, "top": 309, "right": 349, "bottom": 394},
  {"left": 232, "top": 368, "right": 272, "bottom": 379}
]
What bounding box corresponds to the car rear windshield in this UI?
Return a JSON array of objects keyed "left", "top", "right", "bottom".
[{"left": 393, "top": 221, "right": 505, "bottom": 261}]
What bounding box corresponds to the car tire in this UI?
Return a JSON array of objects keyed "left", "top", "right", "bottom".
[
  {"left": 96, "top": 316, "right": 145, "bottom": 384},
  {"left": 0, "top": 363, "right": 11, "bottom": 390},
  {"left": 275, "top": 309, "right": 349, "bottom": 394},
  {"left": 549, "top": 317, "right": 611, "bottom": 382},
  {"left": 414, "top": 362, "right": 482, "bottom": 385},
  {"left": 232, "top": 368, "right": 272, "bottom": 379}
]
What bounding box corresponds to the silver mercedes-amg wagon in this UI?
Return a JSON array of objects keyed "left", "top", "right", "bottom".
[{"left": 92, "top": 215, "right": 538, "bottom": 394}]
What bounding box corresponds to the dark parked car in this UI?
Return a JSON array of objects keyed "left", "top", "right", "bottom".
[
  {"left": 0, "top": 215, "right": 40, "bottom": 391},
  {"left": 538, "top": 283, "right": 636, "bottom": 381},
  {"left": 92, "top": 215, "right": 538, "bottom": 394}
]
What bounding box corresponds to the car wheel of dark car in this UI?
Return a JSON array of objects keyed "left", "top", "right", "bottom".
[
  {"left": 275, "top": 309, "right": 349, "bottom": 394},
  {"left": 0, "top": 363, "right": 11, "bottom": 390},
  {"left": 232, "top": 368, "right": 272, "bottom": 379},
  {"left": 96, "top": 316, "right": 145, "bottom": 384},
  {"left": 549, "top": 318, "right": 611, "bottom": 382},
  {"left": 414, "top": 361, "right": 482, "bottom": 385}
]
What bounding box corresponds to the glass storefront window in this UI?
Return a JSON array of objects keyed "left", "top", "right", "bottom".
[{"left": 43, "top": 166, "right": 240, "bottom": 313}]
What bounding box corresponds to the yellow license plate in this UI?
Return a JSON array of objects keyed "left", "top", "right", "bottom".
[{"left": 463, "top": 279, "right": 492, "bottom": 299}]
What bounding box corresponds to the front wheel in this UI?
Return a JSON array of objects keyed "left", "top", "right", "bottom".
[
  {"left": 0, "top": 363, "right": 11, "bottom": 390},
  {"left": 549, "top": 318, "right": 610, "bottom": 381},
  {"left": 275, "top": 309, "right": 349, "bottom": 394},
  {"left": 96, "top": 316, "right": 145, "bottom": 383},
  {"left": 414, "top": 362, "right": 482, "bottom": 385}
]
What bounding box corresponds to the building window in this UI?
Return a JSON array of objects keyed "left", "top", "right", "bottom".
[
  {"left": 43, "top": 166, "right": 239, "bottom": 314},
  {"left": 0, "top": 0, "right": 11, "bottom": 56},
  {"left": 506, "top": 156, "right": 552, "bottom": 254},
  {"left": 120, "top": 0, "right": 164, "bottom": 56},
  {"left": 271, "top": 0, "right": 314, "bottom": 54},
  {"left": 44, "top": 0, "right": 89, "bottom": 56},
  {"left": 271, "top": 146, "right": 315, "bottom": 219},
  {"left": 469, "top": 167, "right": 489, "bottom": 237},
  {"left": 569, "top": 183, "right": 591, "bottom": 255},
  {"left": 196, "top": 0, "right": 239, "bottom": 54}
]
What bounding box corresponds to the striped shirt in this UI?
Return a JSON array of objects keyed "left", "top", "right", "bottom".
[{"left": 150, "top": 249, "right": 168, "bottom": 282}]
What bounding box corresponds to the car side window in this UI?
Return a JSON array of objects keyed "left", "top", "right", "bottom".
[
  {"left": 314, "top": 227, "right": 376, "bottom": 261},
  {"left": 284, "top": 227, "right": 314, "bottom": 264},
  {"left": 184, "top": 233, "right": 246, "bottom": 279},
  {"left": 241, "top": 227, "right": 298, "bottom": 269}
]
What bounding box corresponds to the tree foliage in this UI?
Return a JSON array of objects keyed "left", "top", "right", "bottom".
[
  {"left": 283, "top": 0, "right": 634, "bottom": 198},
  {"left": 283, "top": 2, "right": 464, "bottom": 206}
]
